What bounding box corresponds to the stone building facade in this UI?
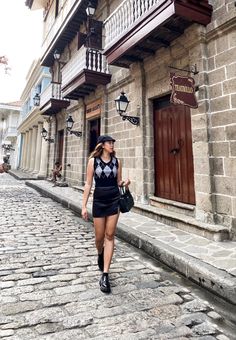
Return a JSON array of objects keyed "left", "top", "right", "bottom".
[
  {"left": 24, "top": 0, "right": 236, "bottom": 240},
  {"left": 18, "top": 60, "right": 52, "bottom": 177},
  {"left": 0, "top": 102, "right": 21, "bottom": 169}
]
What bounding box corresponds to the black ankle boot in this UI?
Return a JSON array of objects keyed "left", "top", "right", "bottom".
[
  {"left": 97, "top": 248, "right": 104, "bottom": 271},
  {"left": 99, "top": 273, "right": 111, "bottom": 293}
]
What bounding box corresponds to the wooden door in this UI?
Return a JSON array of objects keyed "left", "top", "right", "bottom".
[
  {"left": 58, "top": 129, "right": 64, "bottom": 165},
  {"left": 154, "top": 97, "right": 195, "bottom": 205},
  {"left": 89, "top": 118, "right": 100, "bottom": 153}
]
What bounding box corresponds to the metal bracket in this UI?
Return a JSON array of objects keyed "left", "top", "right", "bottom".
[
  {"left": 168, "top": 64, "right": 199, "bottom": 75},
  {"left": 45, "top": 138, "right": 54, "bottom": 143},
  {"left": 70, "top": 130, "right": 82, "bottom": 137},
  {"left": 119, "top": 113, "right": 140, "bottom": 126}
]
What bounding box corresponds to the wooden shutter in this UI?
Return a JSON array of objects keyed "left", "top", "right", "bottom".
[
  {"left": 87, "top": 18, "right": 103, "bottom": 50},
  {"left": 77, "top": 32, "right": 87, "bottom": 50}
]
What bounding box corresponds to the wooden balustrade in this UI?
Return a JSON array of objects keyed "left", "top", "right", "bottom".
[
  {"left": 62, "top": 46, "right": 109, "bottom": 88},
  {"left": 104, "top": 0, "right": 161, "bottom": 47},
  {"left": 40, "top": 82, "right": 64, "bottom": 107}
]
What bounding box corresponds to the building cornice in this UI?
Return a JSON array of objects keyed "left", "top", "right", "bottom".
[
  {"left": 18, "top": 108, "right": 43, "bottom": 132},
  {"left": 206, "top": 14, "right": 236, "bottom": 42}
]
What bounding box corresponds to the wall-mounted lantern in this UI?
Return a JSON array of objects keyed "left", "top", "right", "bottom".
[
  {"left": 41, "top": 128, "right": 54, "bottom": 143},
  {"left": 66, "top": 115, "right": 82, "bottom": 137},
  {"left": 33, "top": 93, "right": 40, "bottom": 106},
  {"left": 86, "top": 2, "right": 96, "bottom": 16},
  {"left": 115, "top": 91, "right": 140, "bottom": 126},
  {"left": 1, "top": 143, "right": 15, "bottom": 151},
  {"left": 53, "top": 49, "right": 61, "bottom": 61}
]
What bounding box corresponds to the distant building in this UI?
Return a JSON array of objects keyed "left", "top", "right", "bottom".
[
  {"left": 0, "top": 102, "right": 21, "bottom": 169},
  {"left": 17, "top": 59, "right": 52, "bottom": 177}
]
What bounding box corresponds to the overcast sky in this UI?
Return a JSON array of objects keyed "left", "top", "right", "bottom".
[{"left": 0, "top": 0, "right": 43, "bottom": 103}]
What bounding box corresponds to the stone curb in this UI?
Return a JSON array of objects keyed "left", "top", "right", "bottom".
[
  {"left": 8, "top": 170, "right": 37, "bottom": 181},
  {"left": 25, "top": 180, "right": 236, "bottom": 305}
]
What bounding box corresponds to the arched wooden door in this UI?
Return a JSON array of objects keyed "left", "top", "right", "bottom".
[{"left": 154, "top": 97, "right": 195, "bottom": 205}]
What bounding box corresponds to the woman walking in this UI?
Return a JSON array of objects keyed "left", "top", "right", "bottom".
[{"left": 82, "top": 135, "right": 130, "bottom": 293}]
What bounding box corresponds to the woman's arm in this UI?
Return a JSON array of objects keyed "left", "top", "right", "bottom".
[
  {"left": 117, "top": 159, "right": 123, "bottom": 186},
  {"left": 82, "top": 158, "right": 94, "bottom": 220}
]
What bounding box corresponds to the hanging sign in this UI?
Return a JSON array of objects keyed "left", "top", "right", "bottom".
[{"left": 170, "top": 73, "right": 198, "bottom": 108}]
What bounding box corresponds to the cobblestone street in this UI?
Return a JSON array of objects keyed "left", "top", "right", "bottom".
[{"left": 0, "top": 175, "right": 233, "bottom": 339}]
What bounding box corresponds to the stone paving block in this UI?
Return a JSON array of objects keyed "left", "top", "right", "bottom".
[
  {"left": 19, "top": 290, "right": 54, "bottom": 301},
  {"left": 0, "top": 281, "right": 15, "bottom": 288},
  {"left": 0, "top": 329, "right": 15, "bottom": 337},
  {"left": 1, "top": 285, "right": 34, "bottom": 296},
  {"left": 0, "top": 301, "right": 41, "bottom": 316},
  {"left": 175, "top": 312, "right": 207, "bottom": 327},
  {"left": 35, "top": 322, "right": 62, "bottom": 335},
  {"left": 61, "top": 314, "right": 93, "bottom": 328},
  {"left": 48, "top": 274, "right": 77, "bottom": 282},
  {"left": 192, "top": 321, "right": 219, "bottom": 336},
  {"left": 24, "top": 307, "right": 67, "bottom": 326},
  {"left": 207, "top": 311, "right": 223, "bottom": 321},
  {"left": 182, "top": 300, "right": 211, "bottom": 313},
  {"left": 17, "top": 277, "right": 47, "bottom": 286},
  {"left": 41, "top": 292, "right": 81, "bottom": 308},
  {"left": 53, "top": 284, "right": 87, "bottom": 295},
  {"left": 36, "top": 329, "right": 87, "bottom": 340}
]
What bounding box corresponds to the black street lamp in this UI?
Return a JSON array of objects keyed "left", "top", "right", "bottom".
[
  {"left": 66, "top": 115, "right": 82, "bottom": 137},
  {"left": 115, "top": 91, "right": 140, "bottom": 126},
  {"left": 33, "top": 93, "right": 40, "bottom": 106},
  {"left": 86, "top": 2, "right": 96, "bottom": 16},
  {"left": 53, "top": 49, "right": 61, "bottom": 61},
  {"left": 41, "top": 128, "right": 54, "bottom": 143},
  {"left": 115, "top": 91, "right": 130, "bottom": 114}
]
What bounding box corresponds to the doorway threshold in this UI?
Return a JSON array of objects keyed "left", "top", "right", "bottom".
[{"left": 132, "top": 201, "right": 229, "bottom": 242}]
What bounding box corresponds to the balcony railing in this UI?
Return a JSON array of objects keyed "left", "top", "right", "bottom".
[
  {"left": 39, "top": 81, "right": 70, "bottom": 115},
  {"left": 104, "top": 0, "right": 161, "bottom": 48},
  {"left": 62, "top": 46, "right": 109, "bottom": 88},
  {"left": 40, "top": 82, "right": 65, "bottom": 107},
  {"left": 3, "top": 127, "right": 18, "bottom": 140}
]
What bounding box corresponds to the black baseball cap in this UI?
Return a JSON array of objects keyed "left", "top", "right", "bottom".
[{"left": 97, "top": 135, "right": 116, "bottom": 144}]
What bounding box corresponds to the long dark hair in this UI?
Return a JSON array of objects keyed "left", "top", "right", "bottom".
[{"left": 89, "top": 142, "right": 116, "bottom": 159}]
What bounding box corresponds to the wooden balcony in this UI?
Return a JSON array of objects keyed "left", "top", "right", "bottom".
[
  {"left": 40, "top": 82, "right": 70, "bottom": 115},
  {"left": 104, "top": 0, "right": 212, "bottom": 67},
  {"left": 61, "top": 46, "right": 111, "bottom": 100}
]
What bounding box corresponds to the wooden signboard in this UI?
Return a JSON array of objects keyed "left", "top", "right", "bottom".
[
  {"left": 86, "top": 98, "right": 102, "bottom": 120},
  {"left": 170, "top": 73, "right": 198, "bottom": 109}
]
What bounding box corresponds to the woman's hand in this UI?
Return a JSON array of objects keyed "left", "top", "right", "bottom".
[
  {"left": 124, "top": 179, "right": 131, "bottom": 189},
  {"left": 82, "top": 207, "right": 88, "bottom": 221},
  {"left": 118, "top": 180, "right": 125, "bottom": 187}
]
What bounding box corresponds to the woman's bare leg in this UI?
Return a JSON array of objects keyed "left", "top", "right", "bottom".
[
  {"left": 93, "top": 217, "right": 106, "bottom": 254},
  {"left": 103, "top": 213, "right": 119, "bottom": 273}
]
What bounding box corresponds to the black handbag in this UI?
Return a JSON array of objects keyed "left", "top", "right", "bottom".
[{"left": 119, "top": 186, "right": 134, "bottom": 213}]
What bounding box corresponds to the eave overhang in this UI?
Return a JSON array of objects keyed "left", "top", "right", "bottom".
[
  {"left": 62, "top": 69, "right": 112, "bottom": 100},
  {"left": 103, "top": 0, "right": 212, "bottom": 67},
  {"left": 40, "top": 98, "right": 70, "bottom": 116}
]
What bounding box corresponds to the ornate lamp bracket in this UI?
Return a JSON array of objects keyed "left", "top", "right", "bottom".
[{"left": 119, "top": 113, "right": 140, "bottom": 126}]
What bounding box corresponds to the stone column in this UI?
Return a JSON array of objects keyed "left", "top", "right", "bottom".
[
  {"left": 25, "top": 128, "right": 33, "bottom": 171},
  {"left": 33, "top": 122, "right": 43, "bottom": 174},
  {"left": 29, "top": 125, "right": 38, "bottom": 172},
  {"left": 22, "top": 130, "right": 29, "bottom": 170},
  {"left": 37, "top": 122, "right": 49, "bottom": 178},
  {"left": 19, "top": 133, "right": 25, "bottom": 169}
]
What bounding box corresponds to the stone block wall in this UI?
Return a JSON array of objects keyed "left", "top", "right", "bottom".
[{"left": 207, "top": 0, "right": 236, "bottom": 235}]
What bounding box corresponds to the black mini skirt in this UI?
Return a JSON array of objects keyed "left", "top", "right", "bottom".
[{"left": 92, "top": 186, "right": 120, "bottom": 218}]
